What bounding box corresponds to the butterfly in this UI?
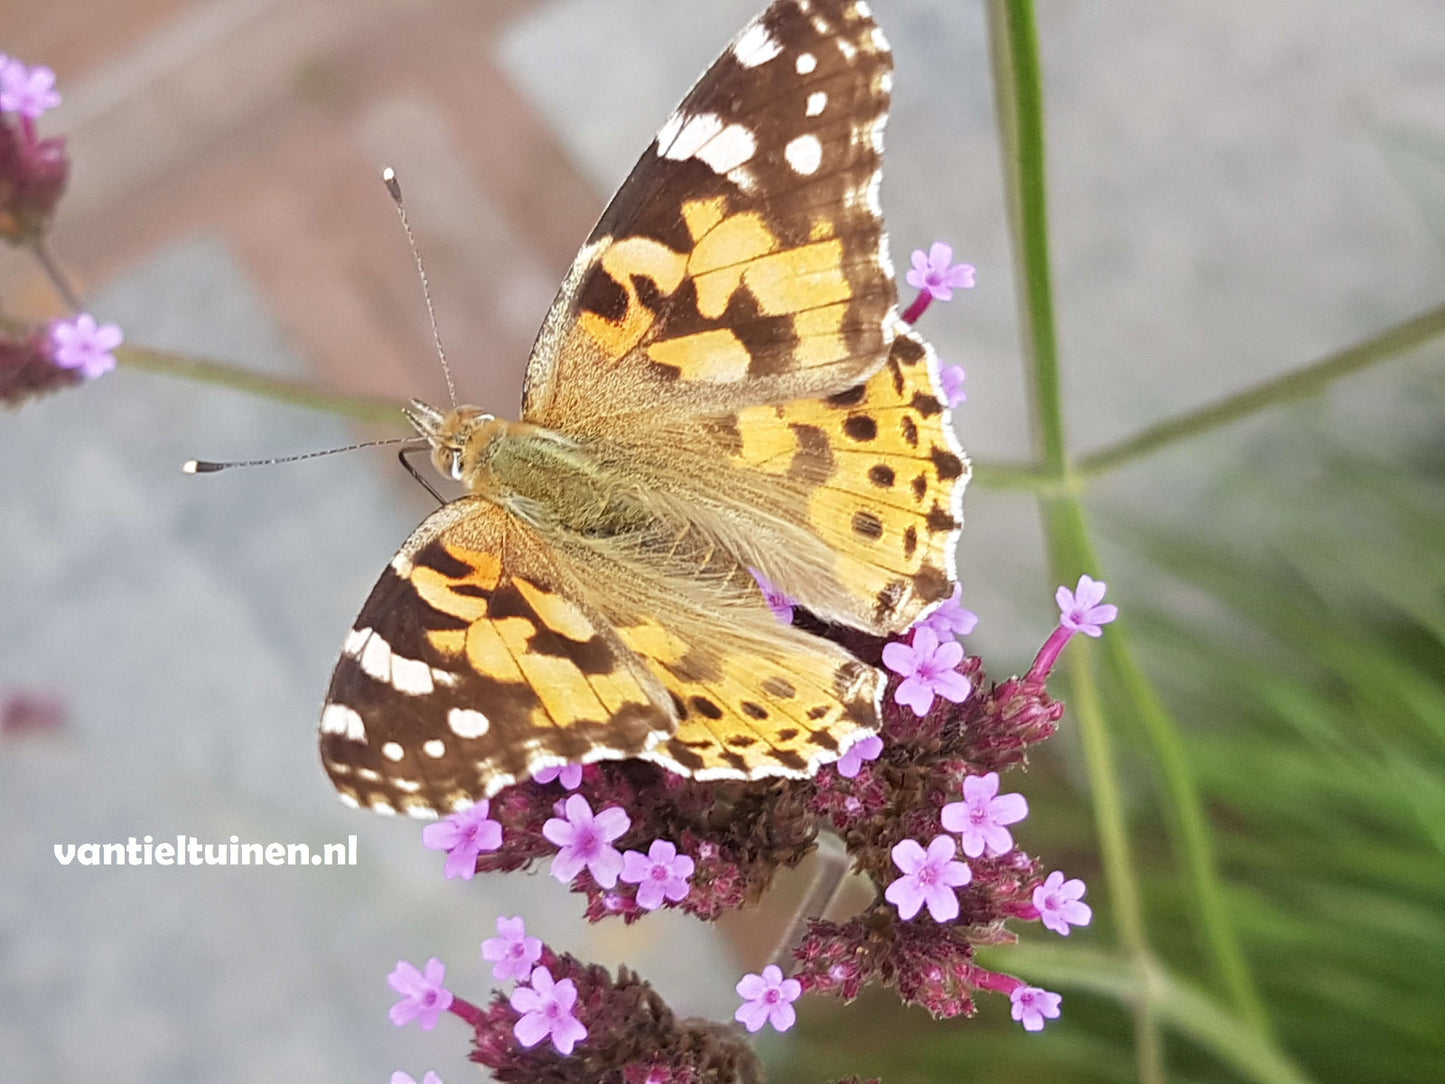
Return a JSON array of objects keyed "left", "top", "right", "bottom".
[{"left": 319, "top": 0, "right": 968, "bottom": 818}]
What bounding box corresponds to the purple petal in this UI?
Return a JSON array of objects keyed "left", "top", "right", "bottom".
[
  {"left": 735, "top": 999, "right": 771, "bottom": 1032},
  {"left": 736, "top": 973, "right": 767, "bottom": 1000},
  {"left": 923, "top": 883, "right": 960, "bottom": 922},
  {"left": 928, "top": 241, "right": 953, "bottom": 269},
  {"left": 513, "top": 1011, "right": 551, "bottom": 1048},
  {"left": 766, "top": 1000, "right": 797, "bottom": 1032},
  {"left": 964, "top": 773, "right": 999, "bottom": 801},
  {"left": 885, "top": 875, "right": 924, "bottom": 920},
  {"left": 990, "top": 791, "right": 1029, "bottom": 825},
  {"left": 881, "top": 639, "right": 917, "bottom": 677},
  {"left": 551, "top": 1014, "right": 587, "bottom": 1054},
  {"left": 932, "top": 669, "right": 972, "bottom": 704},
  {"left": 894, "top": 676, "right": 935, "bottom": 716},
  {"left": 587, "top": 846, "right": 624, "bottom": 889},
  {"left": 592, "top": 806, "right": 631, "bottom": 840}
]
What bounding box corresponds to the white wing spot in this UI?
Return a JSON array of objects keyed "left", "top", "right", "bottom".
[
  {"left": 837, "top": 37, "right": 857, "bottom": 60},
  {"left": 656, "top": 110, "right": 684, "bottom": 155},
  {"left": 796, "top": 52, "right": 817, "bottom": 75},
  {"left": 390, "top": 654, "right": 434, "bottom": 696},
  {"left": 733, "top": 22, "right": 781, "bottom": 68},
  {"left": 662, "top": 112, "right": 723, "bottom": 161},
  {"left": 359, "top": 634, "right": 392, "bottom": 682},
  {"left": 382, "top": 741, "right": 405, "bottom": 762},
  {"left": 392, "top": 778, "right": 421, "bottom": 793},
  {"left": 371, "top": 800, "right": 397, "bottom": 817},
  {"left": 785, "top": 134, "right": 823, "bottom": 175},
  {"left": 852, "top": 0, "right": 873, "bottom": 17},
  {"left": 696, "top": 124, "right": 757, "bottom": 173},
  {"left": 404, "top": 802, "right": 436, "bottom": 819},
  {"left": 337, "top": 792, "right": 360, "bottom": 809},
  {"left": 320, "top": 703, "right": 366, "bottom": 742},
  {"left": 870, "top": 26, "right": 889, "bottom": 53},
  {"left": 357, "top": 767, "right": 382, "bottom": 783},
  {"left": 423, "top": 739, "right": 446, "bottom": 758},
  {"left": 806, "top": 91, "right": 828, "bottom": 116},
  {"left": 342, "top": 627, "right": 370, "bottom": 657},
  {"left": 448, "top": 707, "right": 491, "bottom": 738},
  {"left": 812, "top": 16, "right": 832, "bottom": 35}
]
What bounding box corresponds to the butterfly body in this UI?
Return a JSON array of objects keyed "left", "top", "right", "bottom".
[{"left": 321, "top": 0, "right": 968, "bottom": 817}]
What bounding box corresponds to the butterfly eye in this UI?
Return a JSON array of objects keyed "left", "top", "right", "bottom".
[{"left": 449, "top": 451, "right": 464, "bottom": 481}]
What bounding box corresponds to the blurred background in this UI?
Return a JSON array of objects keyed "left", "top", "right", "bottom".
[{"left": 1, "top": 0, "right": 1442, "bottom": 1080}]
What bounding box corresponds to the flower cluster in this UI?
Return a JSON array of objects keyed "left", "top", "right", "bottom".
[{"left": 0, "top": 53, "right": 68, "bottom": 245}]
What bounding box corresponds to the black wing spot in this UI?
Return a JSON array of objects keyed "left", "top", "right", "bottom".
[
  {"left": 843, "top": 415, "right": 878, "bottom": 442},
  {"left": 690, "top": 695, "right": 725, "bottom": 720},
  {"left": 852, "top": 510, "right": 884, "bottom": 540},
  {"left": 868, "top": 464, "right": 895, "bottom": 488}
]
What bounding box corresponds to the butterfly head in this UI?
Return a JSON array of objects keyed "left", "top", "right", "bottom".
[{"left": 403, "top": 398, "right": 505, "bottom": 484}]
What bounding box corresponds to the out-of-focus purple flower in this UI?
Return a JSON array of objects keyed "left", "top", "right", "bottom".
[
  {"left": 1056, "top": 574, "right": 1118, "bottom": 637},
  {"left": 881, "top": 626, "right": 972, "bottom": 716},
  {"left": 534, "top": 763, "right": 584, "bottom": 789},
  {"left": 941, "top": 772, "right": 1029, "bottom": 858},
  {"left": 734, "top": 964, "right": 802, "bottom": 1033},
  {"left": 619, "top": 839, "right": 695, "bottom": 910},
  {"left": 1033, "top": 871, "right": 1092, "bottom": 936},
  {"left": 48, "top": 314, "right": 122, "bottom": 381},
  {"left": 510, "top": 966, "right": 588, "bottom": 1055},
  {"left": 391, "top": 1073, "right": 443, "bottom": 1084},
  {"left": 387, "top": 958, "right": 453, "bottom": 1030},
  {"left": 1010, "top": 985, "right": 1062, "bottom": 1032},
  {"left": 835, "top": 733, "right": 884, "bottom": 779},
  {"left": 481, "top": 915, "right": 543, "bottom": 982},
  {"left": 748, "top": 567, "right": 794, "bottom": 625},
  {"left": 916, "top": 584, "right": 979, "bottom": 641},
  {"left": 421, "top": 800, "right": 503, "bottom": 880},
  {"left": 0, "top": 61, "right": 61, "bottom": 121},
  {"left": 939, "top": 363, "right": 966, "bottom": 407},
  {"left": 884, "top": 835, "right": 972, "bottom": 922},
  {"left": 543, "top": 793, "right": 630, "bottom": 888},
  {"left": 906, "top": 242, "right": 976, "bottom": 302}
]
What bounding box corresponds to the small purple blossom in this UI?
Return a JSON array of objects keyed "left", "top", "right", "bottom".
[
  {"left": 939, "top": 363, "right": 967, "bottom": 406},
  {"left": 0, "top": 61, "right": 61, "bottom": 121},
  {"left": 748, "top": 567, "right": 794, "bottom": 625},
  {"left": 1034, "top": 871, "right": 1093, "bottom": 936},
  {"left": 481, "top": 915, "right": 543, "bottom": 981},
  {"left": 941, "top": 772, "right": 1029, "bottom": 858},
  {"left": 1056, "top": 574, "right": 1118, "bottom": 637},
  {"left": 881, "top": 626, "right": 972, "bottom": 716},
  {"left": 510, "top": 966, "right": 588, "bottom": 1055},
  {"left": 619, "top": 839, "right": 695, "bottom": 910},
  {"left": 48, "top": 314, "right": 123, "bottom": 381},
  {"left": 392, "top": 1073, "right": 443, "bottom": 1084},
  {"left": 884, "top": 835, "right": 972, "bottom": 922},
  {"left": 1010, "top": 985, "right": 1062, "bottom": 1032},
  {"left": 387, "top": 958, "right": 453, "bottom": 1030},
  {"left": 734, "top": 964, "right": 802, "bottom": 1033},
  {"left": 917, "top": 584, "right": 979, "bottom": 641},
  {"left": 421, "top": 800, "right": 503, "bottom": 880},
  {"left": 906, "top": 242, "right": 976, "bottom": 301},
  {"left": 533, "top": 763, "right": 584, "bottom": 789},
  {"left": 835, "top": 733, "right": 884, "bottom": 779},
  {"left": 543, "top": 793, "right": 630, "bottom": 888}
]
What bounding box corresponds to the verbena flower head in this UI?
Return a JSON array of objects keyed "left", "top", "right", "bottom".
[
  {"left": 1033, "top": 871, "right": 1092, "bottom": 936},
  {"left": 619, "top": 839, "right": 695, "bottom": 910},
  {"left": 1010, "top": 985, "right": 1062, "bottom": 1032},
  {"left": 940, "top": 772, "right": 1029, "bottom": 858},
  {"left": 534, "top": 763, "right": 584, "bottom": 789},
  {"left": 388, "top": 958, "right": 453, "bottom": 1030},
  {"left": 906, "top": 242, "right": 976, "bottom": 301},
  {"left": 734, "top": 964, "right": 802, "bottom": 1033},
  {"left": 748, "top": 567, "right": 795, "bottom": 625},
  {"left": 939, "top": 363, "right": 966, "bottom": 407},
  {"left": 48, "top": 314, "right": 123, "bottom": 381},
  {"left": 834, "top": 733, "right": 883, "bottom": 779},
  {"left": 481, "top": 915, "right": 543, "bottom": 982},
  {"left": 510, "top": 965, "right": 588, "bottom": 1055},
  {"left": 1057, "top": 574, "right": 1118, "bottom": 637},
  {"left": 884, "top": 835, "right": 972, "bottom": 922},
  {"left": 0, "top": 60, "right": 61, "bottom": 120},
  {"left": 881, "top": 625, "right": 971, "bottom": 716},
  {"left": 421, "top": 800, "right": 502, "bottom": 880},
  {"left": 543, "top": 794, "right": 630, "bottom": 888},
  {"left": 917, "top": 584, "right": 979, "bottom": 641},
  {"left": 391, "top": 1072, "right": 443, "bottom": 1084}
]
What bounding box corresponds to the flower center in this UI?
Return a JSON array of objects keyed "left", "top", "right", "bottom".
[
  {"left": 764, "top": 989, "right": 781, "bottom": 1005},
  {"left": 650, "top": 864, "right": 668, "bottom": 881}
]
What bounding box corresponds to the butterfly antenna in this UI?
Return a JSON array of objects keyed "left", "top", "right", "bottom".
[
  {"left": 382, "top": 166, "right": 456, "bottom": 408},
  {"left": 183, "top": 437, "right": 418, "bottom": 474}
]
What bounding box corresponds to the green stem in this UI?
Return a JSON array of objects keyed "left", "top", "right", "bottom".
[
  {"left": 117, "top": 346, "right": 408, "bottom": 426},
  {"left": 1076, "top": 302, "right": 1445, "bottom": 477},
  {"left": 967, "top": 460, "right": 1065, "bottom": 493}
]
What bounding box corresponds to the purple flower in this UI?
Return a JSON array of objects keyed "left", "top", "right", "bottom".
[
  {"left": 48, "top": 314, "right": 123, "bottom": 381},
  {"left": 881, "top": 626, "right": 972, "bottom": 716},
  {"left": 884, "top": 835, "right": 972, "bottom": 922},
  {"left": 939, "top": 363, "right": 967, "bottom": 407},
  {"left": 619, "top": 839, "right": 695, "bottom": 910},
  {"left": 1033, "top": 871, "right": 1093, "bottom": 936},
  {"left": 481, "top": 915, "right": 543, "bottom": 981},
  {"left": 1056, "top": 574, "right": 1118, "bottom": 637},
  {"left": 387, "top": 958, "right": 453, "bottom": 1030},
  {"left": 835, "top": 733, "right": 884, "bottom": 779},
  {"left": 533, "top": 763, "right": 584, "bottom": 789},
  {"left": 941, "top": 772, "right": 1029, "bottom": 858},
  {"left": 906, "top": 242, "right": 976, "bottom": 301},
  {"left": 510, "top": 966, "right": 587, "bottom": 1055},
  {"left": 0, "top": 61, "right": 61, "bottom": 120},
  {"left": 916, "top": 584, "right": 979, "bottom": 641},
  {"left": 543, "top": 794, "right": 630, "bottom": 888},
  {"left": 392, "top": 1074, "right": 443, "bottom": 1084},
  {"left": 1010, "top": 985, "right": 1062, "bottom": 1032},
  {"left": 748, "top": 567, "right": 794, "bottom": 625},
  {"left": 734, "top": 964, "right": 802, "bottom": 1033},
  {"left": 421, "top": 800, "right": 503, "bottom": 880}
]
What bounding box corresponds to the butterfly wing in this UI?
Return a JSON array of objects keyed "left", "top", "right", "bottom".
[{"left": 522, "top": 0, "right": 900, "bottom": 432}]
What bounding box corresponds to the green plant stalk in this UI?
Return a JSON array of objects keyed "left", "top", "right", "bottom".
[
  {"left": 117, "top": 346, "right": 408, "bottom": 426},
  {"left": 1076, "top": 302, "right": 1445, "bottom": 478},
  {"left": 983, "top": 942, "right": 1315, "bottom": 1084}
]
